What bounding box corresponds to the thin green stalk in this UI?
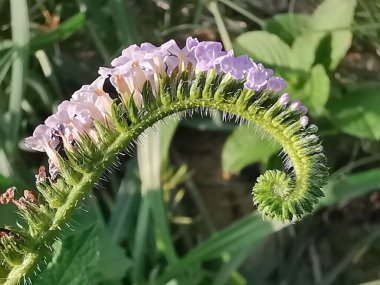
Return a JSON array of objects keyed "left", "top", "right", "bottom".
[
  {"left": 218, "top": 0, "right": 264, "bottom": 27},
  {"left": 86, "top": 22, "right": 111, "bottom": 63},
  {"left": 138, "top": 127, "right": 178, "bottom": 265},
  {"left": 193, "top": 0, "right": 206, "bottom": 24},
  {"left": 208, "top": 1, "right": 232, "bottom": 50},
  {"left": 8, "top": 0, "right": 30, "bottom": 151},
  {"left": 132, "top": 197, "right": 151, "bottom": 285},
  {"left": 109, "top": 0, "right": 138, "bottom": 45}
]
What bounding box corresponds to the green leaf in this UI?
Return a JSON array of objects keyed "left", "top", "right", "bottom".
[
  {"left": 264, "top": 14, "right": 311, "bottom": 45},
  {"left": 326, "top": 85, "right": 380, "bottom": 140},
  {"left": 291, "top": 32, "right": 326, "bottom": 71},
  {"left": 321, "top": 167, "right": 380, "bottom": 207},
  {"left": 222, "top": 126, "right": 280, "bottom": 173},
  {"left": 38, "top": 225, "right": 100, "bottom": 285},
  {"left": 311, "top": 0, "right": 357, "bottom": 70},
  {"left": 30, "top": 13, "right": 85, "bottom": 51},
  {"left": 234, "top": 31, "right": 292, "bottom": 68},
  {"left": 292, "top": 64, "right": 330, "bottom": 115},
  {"left": 330, "top": 30, "right": 353, "bottom": 70},
  {"left": 311, "top": 0, "right": 357, "bottom": 30},
  {"left": 70, "top": 197, "right": 131, "bottom": 283},
  {"left": 212, "top": 248, "right": 250, "bottom": 285},
  {"left": 94, "top": 231, "right": 132, "bottom": 282},
  {"left": 158, "top": 213, "right": 276, "bottom": 283}
]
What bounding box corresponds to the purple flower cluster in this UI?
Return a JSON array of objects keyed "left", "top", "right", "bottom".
[
  {"left": 99, "top": 37, "right": 287, "bottom": 102},
  {"left": 24, "top": 37, "right": 302, "bottom": 178},
  {"left": 24, "top": 77, "right": 113, "bottom": 177}
]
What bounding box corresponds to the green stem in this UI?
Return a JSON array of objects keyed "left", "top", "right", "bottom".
[
  {"left": 208, "top": 1, "right": 233, "bottom": 50},
  {"left": 8, "top": 0, "right": 29, "bottom": 152},
  {"left": 218, "top": 0, "right": 264, "bottom": 27},
  {"left": 3, "top": 95, "right": 314, "bottom": 284}
]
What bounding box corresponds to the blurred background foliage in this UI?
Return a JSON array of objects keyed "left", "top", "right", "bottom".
[{"left": 1, "top": 0, "right": 380, "bottom": 284}]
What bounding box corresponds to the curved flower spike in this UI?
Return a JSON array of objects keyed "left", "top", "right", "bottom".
[{"left": 0, "top": 37, "right": 328, "bottom": 284}]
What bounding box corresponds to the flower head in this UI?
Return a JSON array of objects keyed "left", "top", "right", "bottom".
[{"left": 24, "top": 36, "right": 298, "bottom": 180}]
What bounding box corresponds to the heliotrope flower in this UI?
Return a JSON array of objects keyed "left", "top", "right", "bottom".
[{"left": 24, "top": 36, "right": 306, "bottom": 179}]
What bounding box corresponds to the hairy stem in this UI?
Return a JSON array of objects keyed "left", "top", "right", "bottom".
[{"left": 3, "top": 96, "right": 314, "bottom": 284}]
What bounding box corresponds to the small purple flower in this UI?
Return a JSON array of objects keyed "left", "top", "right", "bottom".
[
  {"left": 300, "top": 116, "right": 309, "bottom": 127},
  {"left": 290, "top": 100, "right": 302, "bottom": 111},
  {"left": 290, "top": 100, "right": 308, "bottom": 115},
  {"left": 299, "top": 105, "right": 308, "bottom": 115},
  {"left": 24, "top": 125, "right": 60, "bottom": 168},
  {"left": 111, "top": 44, "right": 140, "bottom": 67},
  {"left": 186, "top": 37, "right": 199, "bottom": 52},
  {"left": 267, "top": 76, "right": 287, "bottom": 91},
  {"left": 279, "top": 93, "right": 290, "bottom": 105},
  {"left": 194, "top": 41, "right": 226, "bottom": 71},
  {"left": 244, "top": 65, "right": 272, "bottom": 91},
  {"left": 218, "top": 51, "right": 254, "bottom": 80},
  {"left": 163, "top": 38, "right": 198, "bottom": 74},
  {"left": 48, "top": 160, "right": 59, "bottom": 180}
]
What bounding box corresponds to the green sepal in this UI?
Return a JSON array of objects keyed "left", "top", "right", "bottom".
[
  {"left": 190, "top": 72, "right": 206, "bottom": 100},
  {"left": 159, "top": 75, "right": 172, "bottom": 106},
  {"left": 214, "top": 73, "right": 236, "bottom": 101},
  {"left": 251, "top": 90, "right": 271, "bottom": 109},
  {"left": 76, "top": 132, "right": 100, "bottom": 157},
  {"left": 264, "top": 98, "right": 285, "bottom": 120},
  {"left": 0, "top": 263, "right": 9, "bottom": 279},
  {"left": 19, "top": 204, "right": 53, "bottom": 238},
  {"left": 126, "top": 93, "right": 139, "bottom": 123},
  {"left": 36, "top": 181, "right": 67, "bottom": 209},
  {"left": 57, "top": 155, "right": 82, "bottom": 186},
  {"left": 177, "top": 71, "right": 190, "bottom": 101},
  {"left": 93, "top": 121, "right": 118, "bottom": 146},
  {"left": 64, "top": 150, "right": 92, "bottom": 173},
  {"left": 111, "top": 101, "right": 129, "bottom": 132},
  {"left": 142, "top": 81, "right": 159, "bottom": 111},
  {"left": 202, "top": 69, "right": 218, "bottom": 99},
  {"left": 0, "top": 235, "right": 24, "bottom": 267},
  {"left": 236, "top": 88, "right": 255, "bottom": 109}
]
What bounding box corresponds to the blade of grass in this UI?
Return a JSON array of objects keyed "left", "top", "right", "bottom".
[
  {"left": 132, "top": 196, "right": 151, "bottom": 285},
  {"left": 218, "top": 0, "right": 264, "bottom": 27},
  {"left": 137, "top": 126, "right": 178, "bottom": 265},
  {"left": 0, "top": 149, "right": 12, "bottom": 177},
  {"left": 26, "top": 75, "right": 54, "bottom": 107},
  {"left": 157, "top": 213, "right": 278, "bottom": 284},
  {"left": 109, "top": 0, "right": 138, "bottom": 45},
  {"left": 8, "top": 0, "right": 30, "bottom": 150},
  {"left": 212, "top": 249, "right": 250, "bottom": 285},
  {"left": 208, "top": 1, "right": 232, "bottom": 50},
  {"left": 320, "top": 167, "right": 380, "bottom": 207},
  {"left": 86, "top": 21, "right": 111, "bottom": 63},
  {"left": 108, "top": 159, "right": 141, "bottom": 244},
  {"left": 0, "top": 48, "right": 14, "bottom": 85},
  {"left": 193, "top": 0, "right": 207, "bottom": 24}
]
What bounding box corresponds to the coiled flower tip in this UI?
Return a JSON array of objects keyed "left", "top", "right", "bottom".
[{"left": 0, "top": 37, "right": 327, "bottom": 284}]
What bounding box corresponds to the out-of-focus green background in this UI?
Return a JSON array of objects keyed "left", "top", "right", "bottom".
[{"left": 1, "top": 0, "right": 380, "bottom": 284}]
